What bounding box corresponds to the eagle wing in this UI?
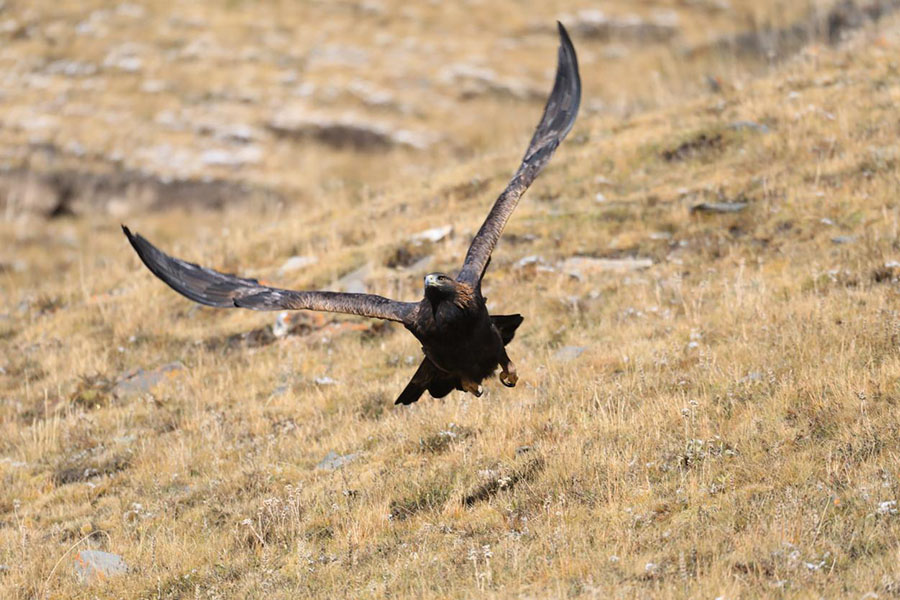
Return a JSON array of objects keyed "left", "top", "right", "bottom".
[
  {"left": 123, "top": 226, "right": 417, "bottom": 324},
  {"left": 456, "top": 22, "right": 581, "bottom": 286}
]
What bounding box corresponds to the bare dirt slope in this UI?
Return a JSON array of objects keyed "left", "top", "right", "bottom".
[{"left": 3, "top": 1, "right": 900, "bottom": 598}]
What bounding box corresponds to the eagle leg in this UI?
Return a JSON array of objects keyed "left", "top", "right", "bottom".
[
  {"left": 497, "top": 347, "right": 518, "bottom": 388},
  {"left": 461, "top": 378, "right": 483, "bottom": 397}
]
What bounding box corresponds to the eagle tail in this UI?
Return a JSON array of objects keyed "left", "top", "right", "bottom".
[
  {"left": 395, "top": 377, "right": 427, "bottom": 406},
  {"left": 395, "top": 358, "right": 460, "bottom": 405},
  {"left": 491, "top": 314, "right": 524, "bottom": 345}
]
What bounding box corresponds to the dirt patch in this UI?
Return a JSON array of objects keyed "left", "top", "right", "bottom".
[
  {"left": 53, "top": 451, "right": 132, "bottom": 486},
  {"left": 389, "top": 484, "right": 451, "bottom": 521},
  {"left": 661, "top": 132, "right": 724, "bottom": 162},
  {"left": 0, "top": 166, "right": 283, "bottom": 217},
  {"left": 462, "top": 456, "right": 545, "bottom": 507},
  {"left": 267, "top": 113, "right": 434, "bottom": 151},
  {"left": 418, "top": 424, "right": 475, "bottom": 454},
  {"left": 691, "top": 0, "right": 900, "bottom": 61},
  {"left": 70, "top": 373, "right": 116, "bottom": 410},
  {"left": 385, "top": 242, "right": 432, "bottom": 269}
]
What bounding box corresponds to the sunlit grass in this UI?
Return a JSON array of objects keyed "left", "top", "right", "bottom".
[{"left": 3, "top": 1, "right": 900, "bottom": 598}]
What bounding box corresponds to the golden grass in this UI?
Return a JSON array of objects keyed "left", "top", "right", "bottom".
[{"left": 4, "top": 1, "right": 900, "bottom": 598}]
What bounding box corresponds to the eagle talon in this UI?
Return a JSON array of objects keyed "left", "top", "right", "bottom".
[
  {"left": 461, "top": 379, "right": 483, "bottom": 397},
  {"left": 499, "top": 363, "right": 518, "bottom": 388}
]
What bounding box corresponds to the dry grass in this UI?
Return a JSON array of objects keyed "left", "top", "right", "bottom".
[{"left": 4, "top": 1, "right": 900, "bottom": 598}]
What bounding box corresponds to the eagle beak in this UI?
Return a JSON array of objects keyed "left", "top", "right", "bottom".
[{"left": 424, "top": 274, "right": 439, "bottom": 288}]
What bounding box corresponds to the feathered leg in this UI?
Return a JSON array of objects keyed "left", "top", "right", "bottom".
[{"left": 498, "top": 347, "right": 518, "bottom": 388}]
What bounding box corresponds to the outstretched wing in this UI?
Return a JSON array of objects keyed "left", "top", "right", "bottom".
[
  {"left": 456, "top": 22, "right": 581, "bottom": 286},
  {"left": 122, "top": 226, "right": 417, "bottom": 324}
]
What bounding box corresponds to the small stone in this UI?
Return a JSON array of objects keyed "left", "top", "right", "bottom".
[
  {"left": 877, "top": 500, "right": 898, "bottom": 515},
  {"left": 831, "top": 235, "right": 855, "bottom": 244},
  {"left": 553, "top": 346, "right": 585, "bottom": 362},
  {"left": 272, "top": 312, "right": 290, "bottom": 338},
  {"left": 316, "top": 451, "right": 358, "bottom": 470},
  {"left": 314, "top": 376, "right": 337, "bottom": 386},
  {"left": 515, "top": 445, "right": 533, "bottom": 456},
  {"left": 73, "top": 550, "right": 128, "bottom": 583}
]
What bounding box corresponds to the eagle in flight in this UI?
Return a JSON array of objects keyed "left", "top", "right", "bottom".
[{"left": 123, "top": 23, "right": 581, "bottom": 405}]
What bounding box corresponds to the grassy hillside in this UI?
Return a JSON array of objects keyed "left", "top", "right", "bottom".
[{"left": 3, "top": 1, "right": 900, "bottom": 598}]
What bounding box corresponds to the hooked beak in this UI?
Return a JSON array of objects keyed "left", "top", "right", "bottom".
[{"left": 424, "top": 274, "right": 439, "bottom": 288}]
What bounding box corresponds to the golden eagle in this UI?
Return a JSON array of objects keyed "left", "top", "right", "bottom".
[{"left": 123, "top": 23, "right": 581, "bottom": 405}]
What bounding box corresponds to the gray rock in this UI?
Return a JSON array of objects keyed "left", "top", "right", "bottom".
[
  {"left": 316, "top": 451, "right": 358, "bottom": 471},
  {"left": 314, "top": 376, "right": 337, "bottom": 386},
  {"left": 439, "top": 63, "right": 544, "bottom": 101},
  {"left": 140, "top": 79, "right": 168, "bottom": 93},
  {"left": 405, "top": 255, "right": 433, "bottom": 273},
  {"left": 411, "top": 225, "right": 452, "bottom": 244},
  {"left": 200, "top": 146, "right": 262, "bottom": 167},
  {"left": 514, "top": 255, "right": 545, "bottom": 270},
  {"left": 102, "top": 43, "right": 146, "bottom": 73},
  {"left": 562, "top": 256, "right": 652, "bottom": 279},
  {"left": 335, "top": 264, "right": 371, "bottom": 294},
  {"left": 728, "top": 120, "right": 771, "bottom": 134},
  {"left": 690, "top": 202, "right": 747, "bottom": 214},
  {"left": 565, "top": 9, "right": 679, "bottom": 42},
  {"left": 272, "top": 312, "right": 291, "bottom": 338},
  {"left": 831, "top": 235, "right": 855, "bottom": 244},
  {"left": 740, "top": 371, "right": 763, "bottom": 383},
  {"left": 553, "top": 346, "right": 585, "bottom": 362},
  {"left": 73, "top": 550, "right": 128, "bottom": 582},
  {"left": 44, "top": 60, "right": 98, "bottom": 77},
  {"left": 268, "top": 111, "right": 435, "bottom": 151},
  {"left": 114, "top": 362, "right": 184, "bottom": 397},
  {"left": 279, "top": 255, "right": 318, "bottom": 274}
]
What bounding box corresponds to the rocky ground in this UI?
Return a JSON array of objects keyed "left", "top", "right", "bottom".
[{"left": 3, "top": 0, "right": 900, "bottom": 598}]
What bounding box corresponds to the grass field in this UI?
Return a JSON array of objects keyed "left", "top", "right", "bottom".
[{"left": 4, "top": 1, "right": 900, "bottom": 598}]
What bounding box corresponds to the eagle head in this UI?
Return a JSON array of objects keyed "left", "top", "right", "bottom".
[
  {"left": 424, "top": 273, "right": 475, "bottom": 309},
  {"left": 424, "top": 272, "right": 455, "bottom": 298}
]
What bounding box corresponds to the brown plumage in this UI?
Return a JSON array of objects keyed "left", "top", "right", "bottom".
[{"left": 123, "top": 22, "right": 581, "bottom": 405}]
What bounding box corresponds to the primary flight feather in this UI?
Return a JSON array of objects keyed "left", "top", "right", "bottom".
[{"left": 124, "top": 22, "right": 581, "bottom": 405}]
